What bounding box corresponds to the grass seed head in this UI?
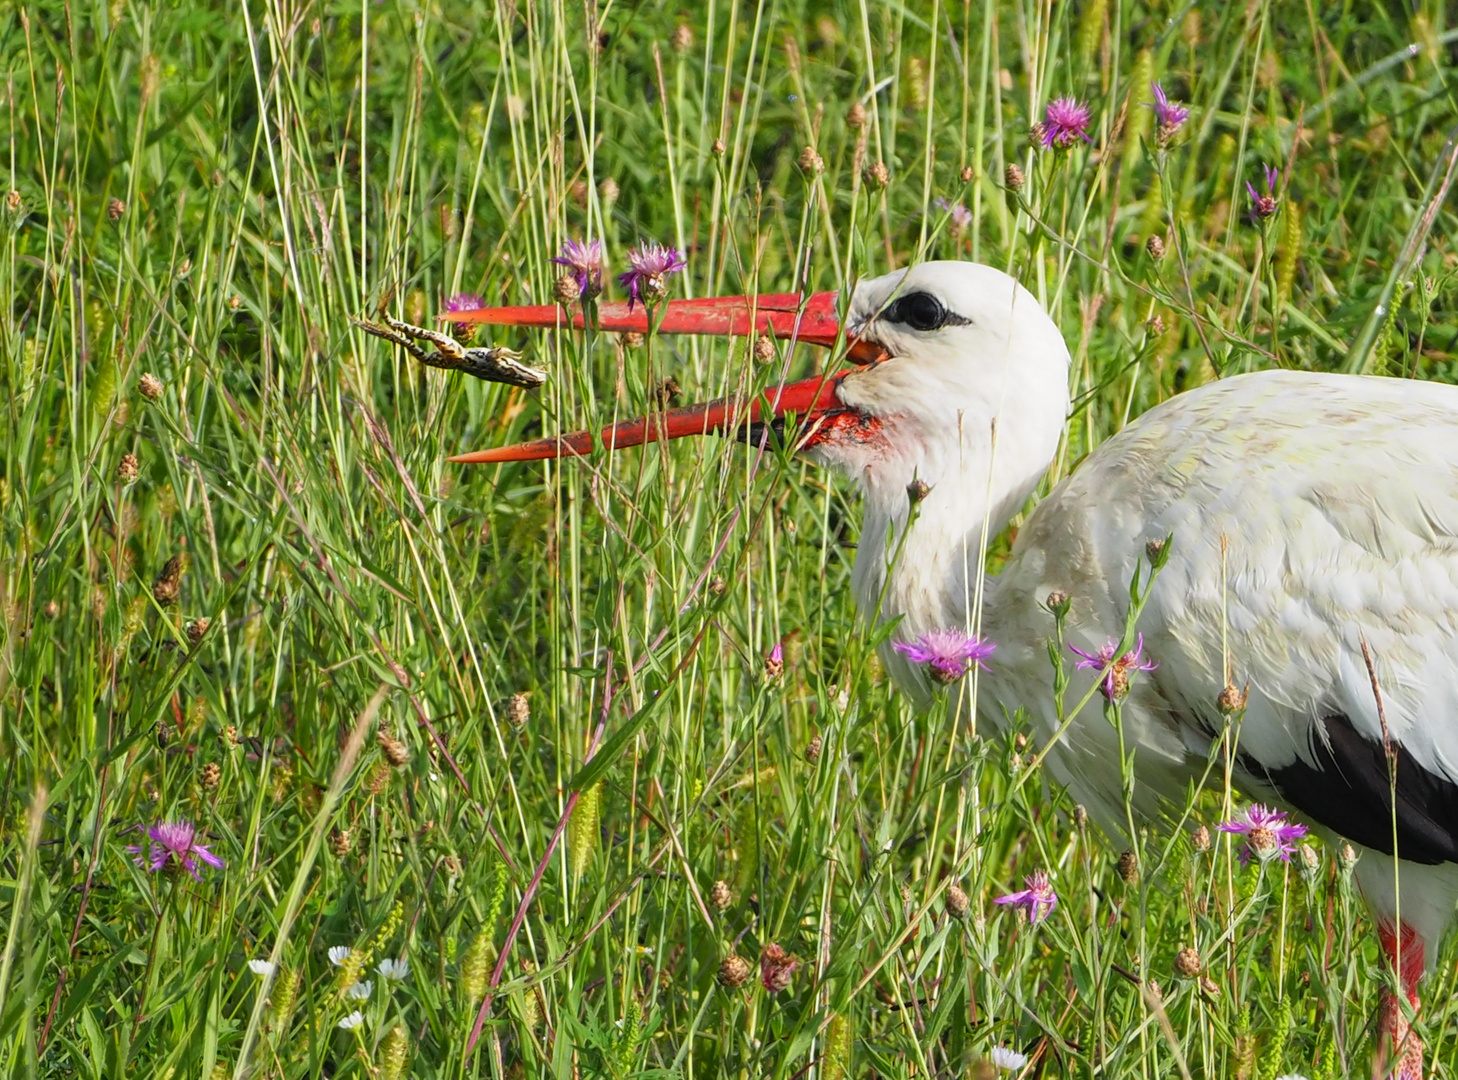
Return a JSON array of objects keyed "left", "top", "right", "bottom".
[
  {"left": 153, "top": 554, "right": 186, "bottom": 606},
  {"left": 804, "top": 732, "right": 822, "bottom": 764},
  {"left": 118, "top": 453, "right": 140, "bottom": 485},
  {"left": 186, "top": 617, "right": 209, "bottom": 645},
  {"left": 846, "top": 100, "right": 867, "bottom": 129},
  {"left": 1191, "top": 824, "right": 1211, "bottom": 852},
  {"left": 200, "top": 762, "right": 221, "bottom": 791},
  {"left": 1073, "top": 804, "right": 1088, "bottom": 830},
  {"left": 377, "top": 729, "right": 410, "bottom": 767},
  {"left": 797, "top": 146, "right": 825, "bottom": 176},
  {"left": 379, "top": 1025, "right": 409, "bottom": 1080}
]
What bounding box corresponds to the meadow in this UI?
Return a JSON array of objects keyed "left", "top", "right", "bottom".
[{"left": 4, "top": 0, "right": 1458, "bottom": 1077}]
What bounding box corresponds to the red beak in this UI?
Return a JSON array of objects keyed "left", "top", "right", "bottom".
[{"left": 448, "top": 291, "right": 884, "bottom": 464}]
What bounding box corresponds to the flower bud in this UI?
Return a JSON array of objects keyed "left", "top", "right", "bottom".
[
  {"left": 200, "top": 761, "right": 221, "bottom": 790},
  {"left": 138, "top": 372, "right": 164, "bottom": 401},
  {"left": 797, "top": 146, "right": 825, "bottom": 176},
  {"left": 1043, "top": 590, "right": 1071, "bottom": 617},
  {"left": 1116, "top": 849, "right": 1139, "bottom": 883},
  {"left": 960, "top": 165, "right": 975, "bottom": 183},
  {"left": 864, "top": 160, "right": 889, "bottom": 189},
  {"left": 1191, "top": 824, "right": 1211, "bottom": 852},
  {"left": 4, "top": 189, "right": 21, "bottom": 214},
  {"left": 1004, "top": 163, "right": 1025, "bottom": 190},
  {"left": 1145, "top": 234, "right": 1165, "bottom": 260},
  {"left": 1339, "top": 842, "right": 1357, "bottom": 870},
  {"left": 906, "top": 478, "right": 931, "bottom": 504},
  {"left": 945, "top": 882, "right": 970, "bottom": 919},
  {"left": 1073, "top": 804, "right": 1088, "bottom": 830},
  {"left": 553, "top": 274, "right": 580, "bottom": 305},
  {"left": 846, "top": 101, "right": 867, "bottom": 129},
  {"left": 1147, "top": 314, "right": 1165, "bottom": 336},
  {"left": 764, "top": 642, "right": 784, "bottom": 680},
  {"left": 710, "top": 880, "right": 733, "bottom": 911},
  {"left": 108, "top": 197, "right": 126, "bottom": 222},
  {"left": 717, "top": 954, "right": 751, "bottom": 988},
  {"left": 153, "top": 554, "right": 186, "bottom": 606},
  {"left": 1217, "top": 683, "right": 1247, "bottom": 716},
  {"left": 508, "top": 691, "right": 531, "bottom": 729},
  {"left": 1174, "top": 945, "right": 1202, "bottom": 978},
  {"left": 804, "top": 733, "right": 822, "bottom": 764},
  {"left": 759, "top": 944, "right": 798, "bottom": 993},
  {"left": 670, "top": 24, "right": 693, "bottom": 53},
  {"left": 118, "top": 453, "right": 140, "bottom": 485},
  {"left": 711, "top": 138, "right": 726, "bottom": 157},
  {"left": 377, "top": 728, "right": 410, "bottom": 767},
  {"left": 187, "top": 617, "right": 210, "bottom": 645}
]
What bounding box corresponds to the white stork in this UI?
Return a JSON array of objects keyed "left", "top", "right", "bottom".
[{"left": 447, "top": 260, "right": 1457, "bottom": 1079}]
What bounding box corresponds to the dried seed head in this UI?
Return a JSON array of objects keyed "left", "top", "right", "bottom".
[
  {"left": 670, "top": 23, "right": 693, "bottom": 53},
  {"left": 753, "top": 333, "right": 777, "bottom": 364},
  {"left": 906, "top": 478, "right": 931, "bottom": 504},
  {"left": 620, "top": 331, "right": 645, "bottom": 349},
  {"left": 759, "top": 943, "right": 799, "bottom": 993},
  {"left": 330, "top": 828, "right": 353, "bottom": 856},
  {"left": 846, "top": 101, "right": 867, "bottom": 129},
  {"left": 1199, "top": 974, "right": 1220, "bottom": 997},
  {"left": 138, "top": 372, "right": 164, "bottom": 401},
  {"left": 1191, "top": 824, "right": 1211, "bottom": 852},
  {"left": 108, "top": 197, "right": 127, "bottom": 222},
  {"left": 718, "top": 954, "right": 751, "bottom": 988},
  {"left": 553, "top": 273, "right": 581, "bottom": 305},
  {"left": 377, "top": 729, "right": 410, "bottom": 768},
  {"left": 1116, "top": 849, "right": 1139, "bottom": 883},
  {"left": 156, "top": 721, "right": 174, "bottom": 748},
  {"left": 708, "top": 576, "right": 727, "bottom": 597},
  {"left": 43, "top": 600, "right": 60, "bottom": 619},
  {"left": 186, "top": 617, "right": 210, "bottom": 645},
  {"left": 797, "top": 146, "right": 825, "bottom": 176},
  {"left": 804, "top": 733, "right": 823, "bottom": 764},
  {"left": 1004, "top": 163, "right": 1026, "bottom": 190},
  {"left": 864, "top": 160, "right": 890, "bottom": 189},
  {"left": 4, "top": 189, "right": 20, "bottom": 213},
  {"left": 508, "top": 691, "right": 531, "bottom": 729},
  {"left": 652, "top": 377, "right": 682, "bottom": 409},
  {"left": 1217, "top": 682, "right": 1247, "bottom": 716},
  {"left": 945, "top": 882, "right": 970, "bottom": 919},
  {"left": 1146, "top": 234, "right": 1166, "bottom": 261},
  {"left": 153, "top": 555, "right": 186, "bottom": 606},
  {"left": 118, "top": 453, "right": 140, "bottom": 485},
  {"left": 710, "top": 879, "right": 733, "bottom": 911},
  {"left": 960, "top": 165, "right": 975, "bottom": 183},
  {"left": 1073, "top": 804, "right": 1089, "bottom": 830},
  {"left": 711, "top": 138, "right": 726, "bottom": 157},
  {"left": 368, "top": 761, "right": 391, "bottom": 795},
  {"left": 1174, "top": 945, "right": 1202, "bottom": 978},
  {"left": 201, "top": 761, "right": 221, "bottom": 791}
]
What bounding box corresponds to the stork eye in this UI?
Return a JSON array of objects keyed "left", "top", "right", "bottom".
[{"left": 884, "top": 291, "right": 960, "bottom": 332}]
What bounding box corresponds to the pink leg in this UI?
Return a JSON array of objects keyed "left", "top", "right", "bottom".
[{"left": 1378, "top": 921, "right": 1425, "bottom": 1080}]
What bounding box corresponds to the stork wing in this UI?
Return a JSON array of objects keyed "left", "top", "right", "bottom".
[{"left": 988, "top": 370, "right": 1458, "bottom": 863}]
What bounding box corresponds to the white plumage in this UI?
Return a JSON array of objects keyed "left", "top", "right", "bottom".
[{"left": 817, "top": 261, "right": 1458, "bottom": 1080}]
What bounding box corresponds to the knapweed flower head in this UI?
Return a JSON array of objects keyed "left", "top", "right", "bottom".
[
  {"left": 990, "top": 1046, "right": 1030, "bottom": 1072},
  {"left": 764, "top": 641, "right": 784, "bottom": 680},
  {"left": 995, "top": 870, "right": 1057, "bottom": 924},
  {"left": 1069, "top": 632, "right": 1157, "bottom": 700},
  {"left": 1218, "top": 804, "right": 1308, "bottom": 864},
  {"left": 1037, "top": 96, "right": 1093, "bottom": 150},
  {"left": 894, "top": 629, "right": 995, "bottom": 685},
  {"left": 1150, "top": 82, "right": 1189, "bottom": 147},
  {"left": 934, "top": 197, "right": 973, "bottom": 234},
  {"left": 127, "top": 820, "right": 224, "bottom": 879},
  {"left": 551, "top": 238, "right": 604, "bottom": 301},
  {"left": 617, "top": 242, "right": 686, "bottom": 310},
  {"left": 377, "top": 958, "right": 410, "bottom": 981},
  {"left": 444, "top": 292, "right": 484, "bottom": 342},
  {"left": 1246, "top": 164, "right": 1280, "bottom": 223}
]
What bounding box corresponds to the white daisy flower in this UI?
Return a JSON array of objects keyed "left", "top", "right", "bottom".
[
  {"left": 376, "top": 958, "right": 410, "bottom": 981},
  {"left": 1274, "top": 1076, "right": 1311, "bottom": 1080},
  {"left": 990, "top": 1047, "right": 1029, "bottom": 1072},
  {"left": 345, "top": 980, "right": 372, "bottom": 1000},
  {"left": 327, "top": 946, "right": 352, "bottom": 966},
  {"left": 247, "top": 959, "right": 276, "bottom": 976},
  {"left": 337, "top": 1010, "right": 364, "bottom": 1030}
]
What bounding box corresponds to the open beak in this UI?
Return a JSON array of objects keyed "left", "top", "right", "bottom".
[{"left": 448, "top": 291, "right": 885, "bottom": 464}]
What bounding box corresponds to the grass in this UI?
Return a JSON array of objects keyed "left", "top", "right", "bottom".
[{"left": 4, "top": 0, "right": 1458, "bottom": 1077}]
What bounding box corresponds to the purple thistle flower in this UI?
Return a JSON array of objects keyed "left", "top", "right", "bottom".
[
  {"left": 127, "top": 820, "right": 225, "bottom": 879},
  {"left": 1246, "top": 164, "right": 1280, "bottom": 223},
  {"left": 1068, "top": 632, "right": 1157, "bottom": 701},
  {"left": 1149, "top": 82, "right": 1189, "bottom": 146},
  {"left": 617, "top": 241, "right": 687, "bottom": 311},
  {"left": 994, "top": 870, "right": 1058, "bottom": 924},
  {"left": 444, "top": 292, "right": 484, "bottom": 343},
  {"left": 934, "top": 197, "right": 974, "bottom": 234},
  {"left": 1037, "top": 96, "right": 1093, "bottom": 150},
  {"left": 1218, "top": 804, "right": 1308, "bottom": 865},
  {"left": 552, "top": 238, "right": 604, "bottom": 301},
  {"left": 893, "top": 629, "right": 995, "bottom": 685}
]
